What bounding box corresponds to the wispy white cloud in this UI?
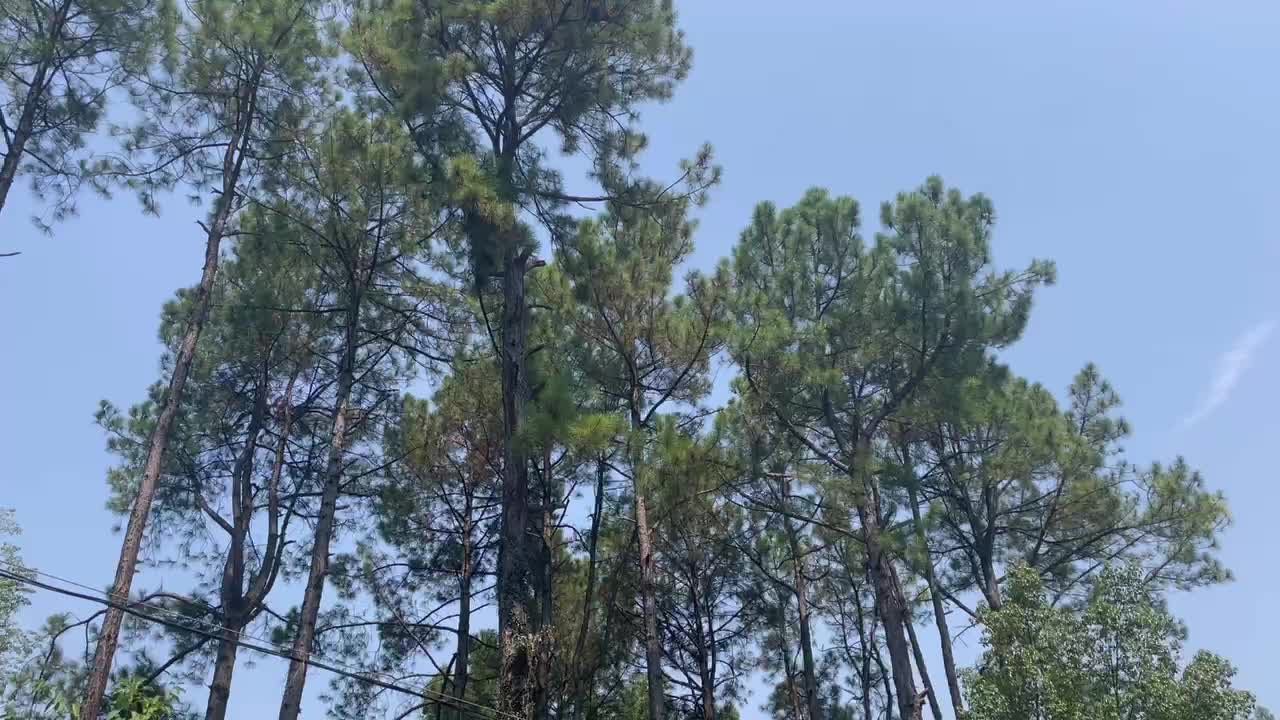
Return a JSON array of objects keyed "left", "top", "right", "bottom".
[{"left": 1179, "top": 319, "right": 1276, "bottom": 429}]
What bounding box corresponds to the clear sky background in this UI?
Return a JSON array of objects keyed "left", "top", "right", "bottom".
[{"left": 3, "top": 0, "right": 1278, "bottom": 717}]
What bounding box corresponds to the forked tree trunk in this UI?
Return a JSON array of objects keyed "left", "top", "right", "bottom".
[{"left": 852, "top": 440, "right": 920, "bottom": 720}]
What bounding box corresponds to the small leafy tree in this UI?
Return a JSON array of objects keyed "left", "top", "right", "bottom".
[
  {"left": 964, "top": 563, "right": 1256, "bottom": 720},
  {"left": 0, "top": 510, "right": 32, "bottom": 684}
]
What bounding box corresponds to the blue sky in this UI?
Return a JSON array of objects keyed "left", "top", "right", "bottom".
[{"left": 3, "top": 0, "right": 1278, "bottom": 717}]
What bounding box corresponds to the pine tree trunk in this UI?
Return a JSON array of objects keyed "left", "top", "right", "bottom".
[
  {"left": 698, "top": 654, "right": 716, "bottom": 720},
  {"left": 904, "top": 612, "right": 940, "bottom": 720},
  {"left": 699, "top": 630, "right": 717, "bottom": 720},
  {"left": 80, "top": 189, "right": 229, "bottom": 720},
  {"left": 906, "top": 483, "right": 963, "bottom": 719},
  {"left": 277, "top": 294, "right": 359, "bottom": 720},
  {"left": 852, "top": 442, "right": 919, "bottom": 720},
  {"left": 782, "top": 487, "right": 820, "bottom": 720},
  {"left": 571, "top": 458, "right": 607, "bottom": 720},
  {"left": 869, "top": 598, "right": 894, "bottom": 717},
  {"left": 204, "top": 627, "right": 241, "bottom": 720},
  {"left": 860, "top": 508, "right": 917, "bottom": 718},
  {"left": 498, "top": 251, "right": 537, "bottom": 720},
  {"left": 532, "top": 446, "right": 554, "bottom": 720},
  {"left": 0, "top": 62, "right": 45, "bottom": 217},
  {"left": 204, "top": 397, "right": 262, "bottom": 720},
  {"left": 454, "top": 557, "right": 472, "bottom": 705},
  {"left": 688, "top": 572, "right": 715, "bottom": 720},
  {"left": 635, "top": 491, "right": 664, "bottom": 720},
  {"left": 80, "top": 64, "right": 261, "bottom": 720},
  {"left": 852, "top": 587, "right": 873, "bottom": 720},
  {"left": 777, "top": 620, "right": 805, "bottom": 720}
]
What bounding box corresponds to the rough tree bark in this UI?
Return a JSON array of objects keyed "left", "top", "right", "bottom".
[{"left": 497, "top": 250, "right": 540, "bottom": 720}]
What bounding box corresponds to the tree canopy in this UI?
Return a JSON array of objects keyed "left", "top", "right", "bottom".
[{"left": 0, "top": 4, "right": 1263, "bottom": 720}]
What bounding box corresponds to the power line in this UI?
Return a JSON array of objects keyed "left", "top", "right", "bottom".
[
  {"left": 0, "top": 564, "right": 503, "bottom": 720},
  {"left": 0, "top": 561, "right": 520, "bottom": 720},
  {"left": 3, "top": 557, "right": 314, "bottom": 668}
]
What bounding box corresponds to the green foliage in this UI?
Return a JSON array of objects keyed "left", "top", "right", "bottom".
[
  {"left": 0, "top": 0, "right": 164, "bottom": 224},
  {"left": 730, "top": 179, "right": 1054, "bottom": 463},
  {"left": 110, "top": 0, "right": 335, "bottom": 215},
  {"left": 0, "top": 511, "right": 32, "bottom": 684},
  {"left": 964, "top": 564, "right": 1255, "bottom": 720}
]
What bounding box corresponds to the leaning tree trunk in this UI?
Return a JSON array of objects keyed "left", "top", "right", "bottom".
[
  {"left": 687, "top": 572, "right": 715, "bottom": 720},
  {"left": 277, "top": 293, "right": 359, "bottom": 720},
  {"left": 81, "top": 193, "right": 225, "bottom": 720},
  {"left": 80, "top": 65, "right": 261, "bottom": 720},
  {"left": 82, "top": 165, "right": 240, "bottom": 720}
]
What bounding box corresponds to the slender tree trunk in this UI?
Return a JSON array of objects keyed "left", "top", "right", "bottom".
[
  {"left": 635, "top": 490, "right": 664, "bottom": 720},
  {"left": 586, "top": 533, "right": 632, "bottom": 720},
  {"left": 979, "top": 552, "right": 1002, "bottom": 611},
  {"left": 777, "top": 619, "right": 805, "bottom": 720},
  {"left": 688, "top": 570, "right": 715, "bottom": 720},
  {"left": 906, "top": 483, "right": 963, "bottom": 719},
  {"left": 571, "top": 457, "right": 608, "bottom": 720},
  {"left": 277, "top": 294, "right": 359, "bottom": 720},
  {"left": 0, "top": 60, "right": 46, "bottom": 217},
  {"left": 699, "top": 671, "right": 716, "bottom": 720},
  {"left": 852, "top": 587, "right": 873, "bottom": 720},
  {"left": 701, "top": 648, "right": 721, "bottom": 720},
  {"left": 702, "top": 584, "right": 719, "bottom": 720},
  {"left": 903, "top": 614, "right": 940, "bottom": 720},
  {"left": 80, "top": 64, "right": 261, "bottom": 720},
  {"left": 453, "top": 487, "right": 475, "bottom": 706},
  {"left": 532, "top": 445, "right": 554, "bottom": 720},
  {"left": 81, "top": 186, "right": 229, "bottom": 720},
  {"left": 204, "top": 388, "right": 263, "bottom": 720},
  {"left": 454, "top": 560, "right": 472, "bottom": 704},
  {"left": 869, "top": 601, "right": 893, "bottom": 719},
  {"left": 782, "top": 488, "right": 820, "bottom": 720}
]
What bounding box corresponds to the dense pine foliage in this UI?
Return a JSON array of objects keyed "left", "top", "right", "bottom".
[{"left": 0, "top": 2, "right": 1264, "bottom": 720}]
